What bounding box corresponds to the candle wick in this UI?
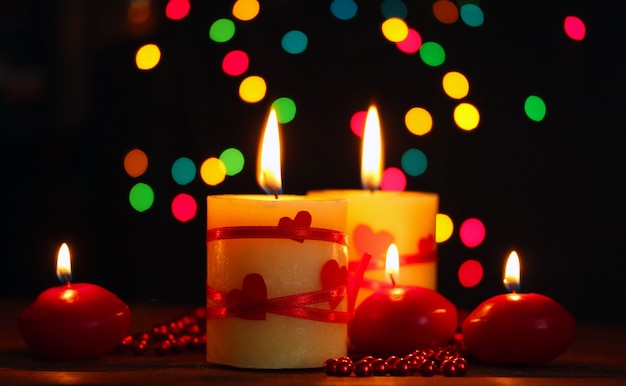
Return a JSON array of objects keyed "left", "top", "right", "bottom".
[
  {"left": 273, "top": 190, "right": 278, "bottom": 199},
  {"left": 389, "top": 273, "right": 396, "bottom": 287},
  {"left": 62, "top": 274, "right": 72, "bottom": 286}
]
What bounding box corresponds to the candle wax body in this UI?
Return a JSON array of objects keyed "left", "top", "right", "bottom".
[
  {"left": 19, "top": 283, "right": 131, "bottom": 360},
  {"left": 206, "top": 195, "right": 349, "bottom": 369},
  {"left": 462, "top": 293, "right": 576, "bottom": 365},
  {"left": 307, "top": 190, "right": 438, "bottom": 306},
  {"left": 348, "top": 286, "right": 458, "bottom": 358}
]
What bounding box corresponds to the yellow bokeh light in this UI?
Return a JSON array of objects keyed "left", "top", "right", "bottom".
[
  {"left": 453, "top": 102, "right": 480, "bottom": 131},
  {"left": 135, "top": 44, "right": 161, "bottom": 70},
  {"left": 200, "top": 157, "right": 227, "bottom": 186},
  {"left": 436, "top": 213, "right": 454, "bottom": 243},
  {"left": 135, "top": 43, "right": 161, "bottom": 70},
  {"left": 381, "top": 18, "right": 409, "bottom": 43},
  {"left": 442, "top": 71, "right": 469, "bottom": 99},
  {"left": 232, "top": 0, "right": 260, "bottom": 21},
  {"left": 405, "top": 107, "right": 433, "bottom": 136},
  {"left": 239, "top": 75, "right": 267, "bottom": 103}
]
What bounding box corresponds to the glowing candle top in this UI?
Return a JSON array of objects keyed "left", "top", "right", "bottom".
[
  {"left": 257, "top": 108, "right": 283, "bottom": 197},
  {"left": 503, "top": 250, "right": 521, "bottom": 293},
  {"left": 361, "top": 105, "right": 383, "bottom": 191},
  {"left": 56, "top": 243, "right": 72, "bottom": 284}
]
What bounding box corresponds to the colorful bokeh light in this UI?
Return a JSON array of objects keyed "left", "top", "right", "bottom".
[
  {"left": 350, "top": 110, "right": 367, "bottom": 137},
  {"left": 380, "top": 0, "right": 408, "bottom": 19},
  {"left": 330, "top": 0, "right": 358, "bottom": 21},
  {"left": 395, "top": 28, "right": 422, "bottom": 54},
  {"left": 281, "top": 30, "right": 308, "bottom": 54},
  {"left": 129, "top": 182, "right": 154, "bottom": 212},
  {"left": 564, "top": 16, "right": 586, "bottom": 41},
  {"left": 220, "top": 148, "right": 245, "bottom": 176},
  {"left": 272, "top": 97, "right": 297, "bottom": 124},
  {"left": 127, "top": 0, "right": 151, "bottom": 24},
  {"left": 453, "top": 102, "right": 480, "bottom": 131},
  {"left": 209, "top": 18, "right": 236, "bottom": 43},
  {"left": 200, "top": 157, "right": 227, "bottom": 186},
  {"left": 432, "top": 0, "right": 459, "bottom": 24},
  {"left": 524, "top": 95, "right": 547, "bottom": 122},
  {"left": 459, "top": 217, "right": 486, "bottom": 248},
  {"left": 239, "top": 75, "right": 267, "bottom": 103},
  {"left": 135, "top": 44, "right": 161, "bottom": 70},
  {"left": 232, "top": 0, "right": 260, "bottom": 21},
  {"left": 171, "top": 193, "right": 197, "bottom": 222},
  {"left": 222, "top": 50, "right": 249, "bottom": 76},
  {"left": 401, "top": 148, "right": 427, "bottom": 177},
  {"left": 380, "top": 167, "right": 407, "bottom": 191},
  {"left": 124, "top": 148, "right": 148, "bottom": 177},
  {"left": 381, "top": 17, "right": 409, "bottom": 42},
  {"left": 442, "top": 71, "right": 469, "bottom": 99},
  {"left": 458, "top": 259, "right": 483, "bottom": 287},
  {"left": 419, "top": 41, "right": 445, "bottom": 67},
  {"left": 165, "top": 0, "right": 190, "bottom": 21},
  {"left": 435, "top": 213, "right": 454, "bottom": 243},
  {"left": 171, "top": 157, "right": 196, "bottom": 185},
  {"left": 460, "top": 3, "right": 484, "bottom": 27},
  {"left": 405, "top": 107, "right": 432, "bottom": 135}
]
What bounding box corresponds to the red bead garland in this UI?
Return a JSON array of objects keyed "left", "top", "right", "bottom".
[
  {"left": 323, "top": 337, "right": 469, "bottom": 377},
  {"left": 116, "top": 307, "right": 207, "bottom": 356}
]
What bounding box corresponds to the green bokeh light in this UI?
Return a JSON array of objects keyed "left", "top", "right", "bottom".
[
  {"left": 209, "top": 18, "right": 236, "bottom": 43},
  {"left": 220, "top": 148, "right": 245, "bottom": 176},
  {"left": 524, "top": 95, "right": 547, "bottom": 122},
  {"left": 419, "top": 41, "right": 446, "bottom": 67},
  {"left": 129, "top": 182, "right": 154, "bottom": 212},
  {"left": 272, "top": 97, "right": 297, "bottom": 124}
]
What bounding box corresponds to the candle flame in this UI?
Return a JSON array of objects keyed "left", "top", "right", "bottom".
[
  {"left": 257, "top": 108, "right": 282, "bottom": 197},
  {"left": 385, "top": 243, "right": 399, "bottom": 285},
  {"left": 56, "top": 242, "right": 72, "bottom": 284},
  {"left": 361, "top": 105, "right": 383, "bottom": 190},
  {"left": 503, "top": 250, "right": 520, "bottom": 293}
]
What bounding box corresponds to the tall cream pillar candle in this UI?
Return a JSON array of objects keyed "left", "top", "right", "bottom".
[{"left": 308, "top": 105, "right": 439, "bottom": 307}]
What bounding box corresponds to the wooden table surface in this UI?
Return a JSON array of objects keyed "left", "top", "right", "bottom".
[{"left": 1, "top": 297, "right": 625, "bottom": 385}]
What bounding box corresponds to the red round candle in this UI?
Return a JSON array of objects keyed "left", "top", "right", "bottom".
[
  {"left": 461, "top": 251, "right": 575, "bottom": 366},
  {"left": 19, "top": 283, "right": 131, "bottom": 360},
  {"left": 348, "top": 286, "right": 458, "bottom": 358},
  {"left": 462, "top": 292, "right": 575, "bottom": 365},
  {"left": 18, "top": 243, "right": 131, "bottom": 360}
]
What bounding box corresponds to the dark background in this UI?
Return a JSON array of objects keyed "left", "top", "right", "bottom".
[{"left": 1, "top": 1, "right": 624, "bottom": 324}]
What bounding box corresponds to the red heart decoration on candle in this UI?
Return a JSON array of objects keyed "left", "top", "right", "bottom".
[
  {"left": 278, "top": 210, "right": 312, "bottom": 242},
  {"left": 226, "top": 273, "right": 268, "bottom": 320},
  {"left": 352, "top": 224, "right": 394, "bottom": 267},
  {"left": 321, "top": 260, "right": 348, "bottom": 310},
  {"left": 418, "top": 234, "right": 436, "bottom": 254}
]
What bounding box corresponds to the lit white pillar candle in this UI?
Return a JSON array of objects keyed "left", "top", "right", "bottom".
[{"left": 206, "top": 109, "right": 349, "bottom": 369}]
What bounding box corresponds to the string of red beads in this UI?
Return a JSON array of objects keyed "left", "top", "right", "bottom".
[
  {"left": 116, "top": 307, "right": 207, "bottom": 356},
  {"left": 324, "top": 337, "right": 469, "bottom": 377}
]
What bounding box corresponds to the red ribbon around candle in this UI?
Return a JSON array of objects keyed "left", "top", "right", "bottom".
[{"left": 206, "top": 214, "right": 354, "bottom": 324}]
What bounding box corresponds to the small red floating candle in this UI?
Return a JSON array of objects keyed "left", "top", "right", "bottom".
[
  {"left": 348, "top": 244, "right": 458, "bottom": 358},
  {"left": 462, "top": 251, "right": 575, "bottom": 366},
  {"left": 19, "top": 243, "right": 131, "bottom": 360}
]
